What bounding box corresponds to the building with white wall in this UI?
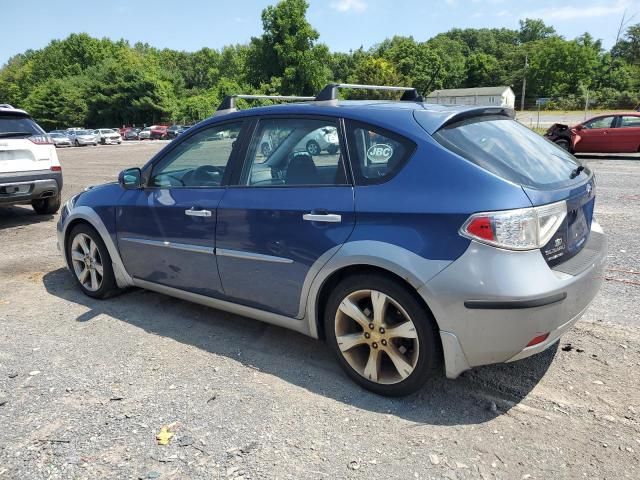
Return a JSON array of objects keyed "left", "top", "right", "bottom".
[{"left": 426, "top": 86, "right": 516, "bottom": 109}]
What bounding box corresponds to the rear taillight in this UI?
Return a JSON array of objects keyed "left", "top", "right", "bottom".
[
  {"left": 461, "top": 201, "right": 567, "bottom": 251},
  {"left": 28, "top": 134, "right": 53, "bottom": 145},
  {"left": 51, "top": 166, "right": 62, "bottom": 172}
]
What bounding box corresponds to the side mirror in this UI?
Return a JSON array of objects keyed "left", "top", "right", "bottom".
[
  {"left": 574, "top": 124, "right": 584, "bottom": 131},
  {"left": 118, "top": 168, "right": 142, "bottom": 189}
]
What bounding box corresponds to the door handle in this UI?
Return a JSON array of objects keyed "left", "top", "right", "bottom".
[
  {"left": 185, "top": 208, "right": 212, "bottom": 217},
  {"left": 303, "top": 213, "right": 342, "bottom": 223}
]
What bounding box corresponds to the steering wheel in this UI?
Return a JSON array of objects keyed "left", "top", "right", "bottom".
[{"left": 188, "top": 165, "right": 224, "bottom": 185}]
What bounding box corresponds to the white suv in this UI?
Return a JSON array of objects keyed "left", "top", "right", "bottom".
[
  {"left": 94, "top": 128, "right": 122, "bottom": 145},
  {"left": 0, "top": 104, "right": 63, "bottom": 215}
]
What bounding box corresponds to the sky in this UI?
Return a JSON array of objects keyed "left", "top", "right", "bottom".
[{"left": 1, "top": 0, "right": 639, "bottom": 65}]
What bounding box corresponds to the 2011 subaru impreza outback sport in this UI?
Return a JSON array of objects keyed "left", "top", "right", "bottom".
[{"left": 57, "top": 84, "right": 606, "bottom": 396}]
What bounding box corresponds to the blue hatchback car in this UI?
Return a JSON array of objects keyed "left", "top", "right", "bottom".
[{"left": 58, "top": 84, "right": 606, "bottom": 396}]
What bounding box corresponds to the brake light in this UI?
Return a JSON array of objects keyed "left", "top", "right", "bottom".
[
  {"left": 461, "top": 201, "right": 567, "bottom": 251},
  {"left": 51, "top": 166, "right": 62, "bottom": 172},
  {"left": 526, "top": 333, "right": 550, "bottom": 347},
  {"left": 28, "top": 134, "right": 53, "bottom": 145}
]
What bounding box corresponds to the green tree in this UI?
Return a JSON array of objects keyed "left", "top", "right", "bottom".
[
  {"left": 24, "top": 77, "right": 88, "bottom": 130},
  {"left": 518, "top": 19, "right": 556, "bottom": 43},
  {"left": 246, "top": 0, "right": 331, "bottom": 94}
]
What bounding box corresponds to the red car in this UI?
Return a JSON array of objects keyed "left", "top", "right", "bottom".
[
  {"left": 150, "top": 125, "right": 168, "bottom": 140},
  {"left": 546, "top": 113, "right": 640, "bottom": 153}
]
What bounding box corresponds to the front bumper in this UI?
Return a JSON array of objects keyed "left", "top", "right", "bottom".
[
  {"left": 0, "top": 170, "right": 63, "bottom": 205},
  {"left": 421, "top": 221, "right": 606, "bottom": 378},
  {"left": 75, "top": 138, "right": 96, "bottom": 145}
]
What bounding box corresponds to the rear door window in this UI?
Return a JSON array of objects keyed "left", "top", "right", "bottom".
[
  {"left": 344, "top": 120, "right": 415, "bottom": 185},
  {"left": 430, "top": 116, "right": 586, "bottom": 189},
  {"left": 241, "top": 118, "right": 348, "bottom": 186},
  {"left": 619, "top": 116, "right": 640, "bottom": 128}
]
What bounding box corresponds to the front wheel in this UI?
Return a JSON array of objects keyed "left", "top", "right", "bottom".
[
  {"left": 31, "top": 193, "right": 61, "bottom": 215},
  {"left": 66, "top": 224, "right": 120, "bottom": 299},
  {"left": 306, "top": 140, "right": 321, "bottom": 156},
  {"left": 324, "top": 274, "right": 441, "bottom": 396}
]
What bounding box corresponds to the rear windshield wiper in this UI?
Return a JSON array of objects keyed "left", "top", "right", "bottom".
[
  {"left": 570, "top": 165, "right": 585, "bottom": 179},
  {"left": 0, "top": 131, "right": 33, "bottom": 138}
]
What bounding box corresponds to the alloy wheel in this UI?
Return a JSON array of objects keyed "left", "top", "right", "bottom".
[
  {"left": 70, "top": 233, "right": 104, "bottom": 292},
  {"left": 334, "top": 289, "right": 420, "bottom": 385}
]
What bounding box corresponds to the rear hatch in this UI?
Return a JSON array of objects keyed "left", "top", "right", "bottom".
[
  {"left": 422, "top": 112, "right": 594, "bottom": 268},
  {"left": 0, "top": 112, "right": 54, "bottom": 174}
]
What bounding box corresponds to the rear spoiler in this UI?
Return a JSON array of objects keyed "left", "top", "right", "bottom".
[{"left": 414, "top": 107, "right": 515, "bottom": 135}]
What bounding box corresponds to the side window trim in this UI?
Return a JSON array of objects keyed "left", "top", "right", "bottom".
[
  {"left": 231, "top": 114, "right": 352, "bottom": 188},
  {"left": 143, "top": 119, "right": 248, "bottom": 189}
]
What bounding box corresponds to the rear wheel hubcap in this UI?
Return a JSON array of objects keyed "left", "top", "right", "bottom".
[{"left": 335, "top": 289, "right": 420, "bottom": 385}]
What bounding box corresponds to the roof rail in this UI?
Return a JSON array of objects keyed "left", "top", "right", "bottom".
[
  {"left": 0, "top": 104, "right": 15, "bottom": 109},
  {"left": 215, "top": 94, "right": 315, "bottom": 116},
  {"left": 315, "top": 83, "right": 423, "bottom": 102}
]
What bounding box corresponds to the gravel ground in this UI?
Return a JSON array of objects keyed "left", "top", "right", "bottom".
[{"left": 0, "top": 142, "right": 639, "bottom": 479}]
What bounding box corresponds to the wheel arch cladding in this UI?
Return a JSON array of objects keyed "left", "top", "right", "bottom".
[{"left": 314, "top": 264, "right": 442, "bottom": 350}]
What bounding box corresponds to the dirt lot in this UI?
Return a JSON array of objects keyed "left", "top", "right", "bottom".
[{"left": 1, "top": 142, "right": 639, "bottom": 479}]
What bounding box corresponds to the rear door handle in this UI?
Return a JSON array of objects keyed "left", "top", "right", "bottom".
[
  {"left": 303, "top": 213, "right": 342, "bottom": 223},
  {"left": 185, "top": 208, "right": 212, "bottom": 217}
]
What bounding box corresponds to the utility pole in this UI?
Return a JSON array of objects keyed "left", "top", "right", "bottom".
[
  {"left": 584, "top": 89, "right": 590, "bottom": 121},
  {"left": 520, "top": 55, "right": 528, "bottom": 112}
]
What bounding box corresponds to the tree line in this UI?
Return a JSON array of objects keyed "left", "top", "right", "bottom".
[{"left": 1, "top": 0, "right": 639, "bottom": 130}]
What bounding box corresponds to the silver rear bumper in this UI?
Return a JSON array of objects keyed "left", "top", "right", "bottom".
[{"left": 420, "top": 221, "right": 606, "bottom": 378}]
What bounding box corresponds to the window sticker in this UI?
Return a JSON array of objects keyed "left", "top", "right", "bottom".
[{"left": 366, "top": 144, "right": 394, "bottom": 163}]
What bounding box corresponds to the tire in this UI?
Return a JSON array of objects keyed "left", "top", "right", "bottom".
[
  {"left": 324, "top": 274, "right": 441, "bottom": 396},
  {"left": 261, "top": 142, "right": 272, "bottom": 157},
  {"left": 327, "top": 144, "right": 339, "bottom": 155},
  {"left": 555, "top": 139, "right": 570, "bottom": 152},
  {"left": 306, "top": 140, "right": 321, "bottom": 156},
  {"left": 66, "top": 223, "right": 120, "bottom": 299},
  {"left": 31, "top": 193, "right": 61, "bottom": 215}
]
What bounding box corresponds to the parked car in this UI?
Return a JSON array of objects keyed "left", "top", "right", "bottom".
[
  {"left": 94, "top": 128, "right": 122, "bottom": 145},
  {"left": 67, "top": 129, "right": 98, "bottom": 147},
  {"left": 57, "top": 84, "right": 605, "bottom": 396},
  {"left": 167, "top": 125, "right": 183, "bottom": 139},
  {"left": 150, "top": 125, "right": 169, "bottom": 140},
  {"left": 545, "top": 113, "right": 640, "bottom": 153},
  {"left": 0, "top": 104, "right": 63, "bottom": 214},
  {"left": 123, "top": 128, "right": 141, "bottom": 140},
  {"left": 138, "top": 127, "right": 151, "bottom": 140},
  {"left": 49, "top": 132, "right": 72, "bottom": 148},
  {"left": 138, "top": 127, "right": 152, "bottom": 140}
]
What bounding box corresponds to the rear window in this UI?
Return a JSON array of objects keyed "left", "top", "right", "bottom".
[
  {"left": 431, "top": 116, "right": 585, "bottom": 189},
  {"left": 0, "top": 114, "right": 44, "bottom": 136}
]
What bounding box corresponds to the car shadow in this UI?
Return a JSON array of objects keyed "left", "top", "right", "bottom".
[
  {"left": 42, "top": 267, "right": 558, "bottom": 426},
  {"left": 0, "top": 205, "right": 54, "bottom": 228}
]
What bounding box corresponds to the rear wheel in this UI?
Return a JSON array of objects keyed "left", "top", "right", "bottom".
[
  {"left": 324, "top": 274, "right": 441, "bottom": 396},
  {"left": 31, "top": 193, "right": 61, "bottom": 215},
  {"left": 66, "top": 224, "right": 119, "bottom": 299}
]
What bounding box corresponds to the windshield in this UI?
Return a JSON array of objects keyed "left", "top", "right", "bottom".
[
  {"left": 0, "top": 115, "right": 44, "bottom": 136},
  {"left": 431, "top": 116, "right": 587, "bottom": 189}
]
